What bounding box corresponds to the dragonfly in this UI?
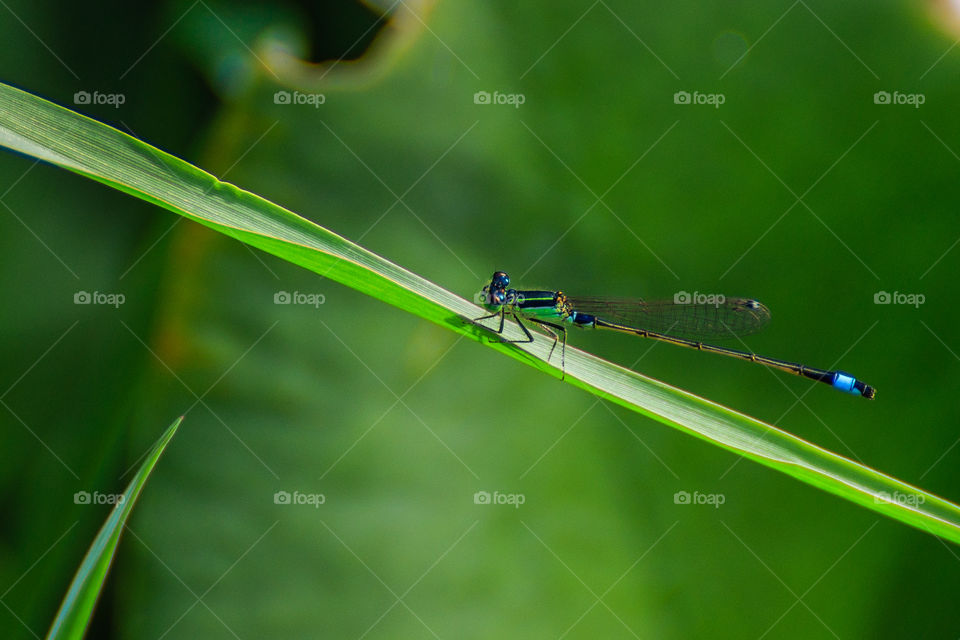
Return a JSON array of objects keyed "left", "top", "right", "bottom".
[{"left": 474, "top": 271, "right": 875, "bottom": 399}]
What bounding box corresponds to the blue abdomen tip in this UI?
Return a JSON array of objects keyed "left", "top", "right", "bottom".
[{"left": 831, "top": 372, "right": 860, "bottom": 395}]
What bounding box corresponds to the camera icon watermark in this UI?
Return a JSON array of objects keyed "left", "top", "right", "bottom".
[
  {"left": 673, "top": 90, "right": 725, "bottom": 108},
  {"left": 74, "top": 290, "right": 125, "bottom": 308},
  {"left": 673, "top": 490, "right": 725, "bottom": 508},
  {"left": 74, "top": 490, "right": 125, "bottom": 505},
  {"left": 473, "top": 490, "right": 525, "bottom": 508},
  {"left": 473, "top": 290, "right": 524, "bottom": 306},
  {"left": 674, "top": 290, "right": 725, "bottom": 307},
  {"left": 73, "top": 90, "right": 125, "bottom": 108},
  {"left": 873, "top": 90, "right": 924, "bottom": 108},
  {"left": 273, "top": 489, "right": 325, "bottom": 507},
  {"left": 874, "top": 491, "right": 925, "bottom": 507},
  {"left": 873, "top": 290, "right": 924, "bottom": 308},
  {"left": 273, "top": 90, "right": 325, "bottom": 108},
  {"left": 273, "top": 291, "right": 325, "bottom": 308},
  {"left": 473, "top": 90, "right": 525, "bottom": 108}
]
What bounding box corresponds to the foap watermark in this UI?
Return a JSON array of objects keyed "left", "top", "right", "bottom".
[
  {"left": 74, "top": 90, "right": 125, "bottom": 108},
  {"left": 473, "top": 291, "right": 525, "bottom": 305},
  {"left": 473, "top": 90, "right": 525, "bottom": 108},
  {"left": 74, "top": 291, "right": 125, "bottom": 308},
  {"left": 473, "top": 490, "right": 525, "bottom": 508},
  {"left": 674, "top": 290, "right": 725, "bottom": 307},
  {"left": 273, "top": 490, "right": 326, "bottom": 508},
  {"left": 74, "top": 490, "right": 125, "bottom": 506},
  {"left": 874, "top": 491, "right": 925, "bottom": 507},
  {"left": 673, "top": 90, "right": 725, "bottom": 108},
  {"left": 673, "top": 490, "right": 725, "bottom": 508},
  {"left": 274, "top": 90, "right": 326, "bottom": 108},
  {"left": 873, "top": 90, "right": 924, "bottom": 108},
  {"left": 274, "top": 291, "right": 326, "bottom": 308},
  {"left": 874, "top": 290, "right": 924, "bottom": 308}
]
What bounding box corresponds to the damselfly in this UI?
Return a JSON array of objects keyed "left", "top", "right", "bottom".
[{"left": 474, "top": 271, "right": 875, "bottom": 399}]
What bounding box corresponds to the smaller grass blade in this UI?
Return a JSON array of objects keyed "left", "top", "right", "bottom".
[{"left": 45, "top": 416, "right": 183, "bottom": 640}]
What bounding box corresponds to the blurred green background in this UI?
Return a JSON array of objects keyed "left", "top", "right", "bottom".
[{"left": 2, "top": 0, "right": 960, "bottom": 637}]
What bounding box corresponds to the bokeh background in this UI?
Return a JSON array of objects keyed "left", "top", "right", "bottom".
[{"left": 2, "top": 1, "right": 960, "bottom": 638}]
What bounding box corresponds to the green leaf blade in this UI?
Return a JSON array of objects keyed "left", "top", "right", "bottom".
[
  {"left": 45, "top": 416, "right": 183, "bottom": 640},
  {"left": 2, "top": 82, "right": 959, "bottom": 544}
]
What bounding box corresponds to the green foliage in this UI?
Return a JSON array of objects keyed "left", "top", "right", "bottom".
[
  {"left": 3, "top": 2, "right": 960, "bottom": 637},
  {"left": 45, "top": 416, "right": 181, "bottom": 640},
  {"left": 2, "top": 82, "right": 957, "bottom": 545}
]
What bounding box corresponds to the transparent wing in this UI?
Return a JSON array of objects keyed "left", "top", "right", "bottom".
[{"left": 565, "top": 296, "right": 771, "bottom": 340}]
